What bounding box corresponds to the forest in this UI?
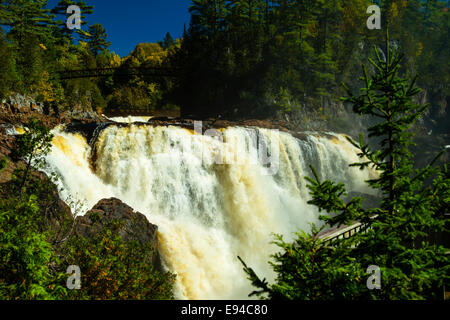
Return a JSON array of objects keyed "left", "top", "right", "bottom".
[{"left": 0, "top": 0, "right": 448, "bottom": 129}]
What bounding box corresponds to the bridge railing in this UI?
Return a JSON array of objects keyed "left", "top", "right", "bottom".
[
  {"left": 319, "top": 222, "right": 369, "bottom": 246},
  {"left": 317, "top": 212, "right": 449, "bottom": 247},
  {"left": 316, "top": 215, "right": 378, "bottom": 246}
]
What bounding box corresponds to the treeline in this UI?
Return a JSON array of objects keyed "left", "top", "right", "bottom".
[
  {"left": 0, "top": 0, "right": 178, "bottom": 115},
  {"left": 0, "top": 1, "right": 448, "bottom": 124},
  {"left": 169, "top": 0, "right": 449, "bottom": 124}
]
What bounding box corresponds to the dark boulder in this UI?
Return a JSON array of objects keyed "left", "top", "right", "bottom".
[
  {"left": 74, "top": 198, "right": 162, "bottom": 269},
  {"left": 75, "top": 198, "right": 158, "bottom": 245}
]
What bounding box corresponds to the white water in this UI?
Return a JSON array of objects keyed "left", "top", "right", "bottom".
[
  {"left": 102, "top": 115, "right": 152, "bottom": 123},
  {"left": 42, "top": 123, "right": 378, "bottom": 300}
]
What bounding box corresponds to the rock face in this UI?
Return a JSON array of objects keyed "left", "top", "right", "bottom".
[
  {"left": 74, "top": 198, "right": 161, "bottom": 269},
  {"left": 1, "top": 93, "right": 44, "bottom": 115},
  {"left": 0, "top": 93, "right": 104, "bottom": 130},
  {"left": 75, "top": 198, "right": 158, "bottom": 245}
]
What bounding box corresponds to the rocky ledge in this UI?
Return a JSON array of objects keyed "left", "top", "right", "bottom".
[
  {"left": 0, "top": 93, "right": 105, "bottom": 129},
  {"left": 146, "top": 116, "right": 293, "bottom": 132}
]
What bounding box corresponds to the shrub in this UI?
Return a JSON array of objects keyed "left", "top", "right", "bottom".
[{"left": 60, "top": 220, "right": 176, "bottom": 300}]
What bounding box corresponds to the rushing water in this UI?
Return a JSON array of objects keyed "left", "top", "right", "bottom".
[
  {"left": 42, "top": 121, "right": 377, "bottom": 299},
  {"left": 102, "top": 115, "right": 153, "bottom": 123}
]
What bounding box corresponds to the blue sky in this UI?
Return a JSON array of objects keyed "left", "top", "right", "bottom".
[{"left": 47, "top": 0, "right": 191, "bottom": 57}]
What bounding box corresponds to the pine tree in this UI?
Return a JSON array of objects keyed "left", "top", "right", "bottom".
[
  {"left": 16, "top": 34, "right": 46, "bottom": 93},
  {"left": 0, "top": 0, "right": 55, "bottom": 93},
  {"left": 80, "top": 23, "right": 111, "bottom": 57},
  {"left": 0, "top": 0, "right": 55, "bottom": 48},
  {"left": 0, "top": 30, "right": 18, "bottom": 98},
  {"left": 240, "top": 34, "right": 449, "bottom": 300},
  {"left": 50, "top": 0, "right": 94, "bottom": 44},
  {"left": 161, "top": 32, "right": 174, "bottom": 50}
]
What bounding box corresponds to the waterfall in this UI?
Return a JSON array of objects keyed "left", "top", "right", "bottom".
[{"left": 42, "top": 122, "right": 378, "bottom": 300}]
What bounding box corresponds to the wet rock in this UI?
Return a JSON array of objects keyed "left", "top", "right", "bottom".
[{"left": 60, "top": 103, "right": 102, "bottom": 122}]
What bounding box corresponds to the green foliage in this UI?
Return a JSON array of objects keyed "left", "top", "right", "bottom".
[
  {"left": 60, "top": 220, "right": 175, "bottom": 300},
  {"left": 160, "top": 32, "right": 175, "bottom": 50},
  {"left": 0, "top": 0, "right": 54, "bottom": 95},
  {"left": 51, "top": 0, "right": 94, "bottom": 44},
  {"left": 0, "top": 1, "right": 108, "bottom": 113},
  {"left": 0, "top": 195, "right": 67, "bottom": 300},
  {"left": 0, "top": 32, "right": 18, "bottom": 98},
  {"left": 241, "top": 229, "right": 366, "bottom": 300},
  {"left": 0, "top": 0, "right": 55, "bottom": 48},
  {"left": 0, "top": 158, "right": 7, "bottom": 171},
  {"left": 240, "top": 37, "right": 449, "bottom": 300},
  {"left": 169, "top": 0, "right": 373, "bottom": 118},
  {"left": 107, "top": 86, "right": 154, "bottom": 113},
  {"left": 168, "top": 0, "right": 448, "bottom": 122},
  {"left": 0, "top": 123, "right": 66, "bottom": 300},
  {"left": 81, "top": 23, "right": 112, "bottom": 57},
  {"left": 10, "top": 119, "right": 54, "bottom": 195},
  {"left": 0, "top": 119, "right": 176, "bottom": 300},
  {"left": 104, "top": 42, "right": 170, "bottom": 113}
]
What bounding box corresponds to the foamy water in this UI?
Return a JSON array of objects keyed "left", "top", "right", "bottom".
[{"left": 42, "top": 124, "right": 377, "bottom": 299}]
